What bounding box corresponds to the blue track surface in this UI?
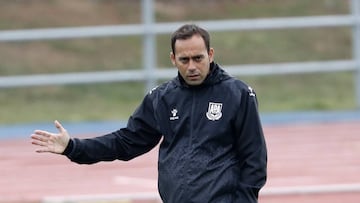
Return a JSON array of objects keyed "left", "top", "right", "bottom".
[{"left": 1, "top": 110, "right": 360, "bottom": 139}]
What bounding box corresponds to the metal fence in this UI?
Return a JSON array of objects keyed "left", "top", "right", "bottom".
[{"left": 0, "top": 0, "right": 360, "bottom": 107}]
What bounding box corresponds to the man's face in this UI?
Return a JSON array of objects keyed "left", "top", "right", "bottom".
[{"left": 170, "top": 34, "right": 214, "bottom": 86}]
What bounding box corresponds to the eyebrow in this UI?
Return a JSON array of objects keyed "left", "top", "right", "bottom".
[{"left": 178, "top": 54, "right": 204, "bottom": 60}]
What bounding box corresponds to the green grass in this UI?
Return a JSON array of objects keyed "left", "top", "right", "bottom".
[
  {"left": 0, "top": 83, "right": 145, "bottom": 124},
  {"left": 0, "top": 0, "right": 357, "bottom": 125},
  {"left": 0, "top": 37, "right": 143, "bottom": 75},
  {"left": 242, "top": 72, "right": 356, "bottom": 112}
]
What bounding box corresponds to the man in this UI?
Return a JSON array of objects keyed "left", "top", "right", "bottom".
[{"left": 31, "top": 24, "right": 267, "bottom": 203}]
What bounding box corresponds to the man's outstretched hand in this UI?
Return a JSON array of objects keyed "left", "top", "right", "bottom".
[{"left": 31, "top": 120, "right": 70, "bottom": 154}]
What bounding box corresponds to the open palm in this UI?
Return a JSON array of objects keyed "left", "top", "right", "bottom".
[{"left": 30, "top": 120, "right": 70, "bottom": 154}]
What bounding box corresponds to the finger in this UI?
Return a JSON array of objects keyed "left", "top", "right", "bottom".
[
  {"left": 54, "top": 120, "right": 66, "bottom": 134},
  {"left": 35, "top": 148, "right": 51, "bottom": 153},
  {"left": 31, "top": 134, "right": 49, "bottom": 142},
  {"left": 33, "top": 130, "right": 52, "bottom": 137},
  {"left": 31, "top": 139, "right": 48, "bottom": 147}
]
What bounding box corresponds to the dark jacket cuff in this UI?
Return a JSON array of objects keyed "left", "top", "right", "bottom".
[{"left": 62, "top": 138, "right": 74, "bottom": 155}]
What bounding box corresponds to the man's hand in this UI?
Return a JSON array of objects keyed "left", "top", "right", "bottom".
[{"left": 31, "top": 120, "right": 70, "bottom": 154}]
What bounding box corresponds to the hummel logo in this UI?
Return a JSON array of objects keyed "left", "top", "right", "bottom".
[
  {"left": 149, "top": 86, "right": 158, "bottom": 94},
  {"left": 170, "top": 109, "right": 179, "bottom": 120},
  {"left": 248, "top": 86, "right": 256, "bottom": 97}
]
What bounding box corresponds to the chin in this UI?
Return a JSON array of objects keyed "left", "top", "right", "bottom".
[{"left": 186, "top": 80, "right": 203, "bottom": 86}]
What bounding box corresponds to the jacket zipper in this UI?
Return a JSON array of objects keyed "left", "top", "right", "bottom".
[{"left": 184, "top": 89, "right": 196, "bottom": 194}]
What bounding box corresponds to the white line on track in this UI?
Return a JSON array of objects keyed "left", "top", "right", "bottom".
[
  {"left": 42, "top": 183, "right": 360, "bottom": 203},
  {"left": 261, "top": 183, "right": 360, "bottom": 196},
  {"left": 42, "top": 192, "right": 160, "bottom": 203}
]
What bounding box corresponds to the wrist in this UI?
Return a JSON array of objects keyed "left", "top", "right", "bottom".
[{"left": 61, "top": 138, "right": 74, "bottom": 155}]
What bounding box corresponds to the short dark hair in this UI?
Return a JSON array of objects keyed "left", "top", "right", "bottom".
[{"left": 171, "top": 24, "right": 210, "bottom": 55}]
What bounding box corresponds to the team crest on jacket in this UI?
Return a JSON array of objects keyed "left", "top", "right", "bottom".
[{"left": 206, "top": 102, "right": 223, "bottom": 121}]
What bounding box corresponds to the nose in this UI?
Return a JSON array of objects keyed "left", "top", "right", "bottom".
[{"left": 188, "top": 59, "right": 196, "bottom": 71}]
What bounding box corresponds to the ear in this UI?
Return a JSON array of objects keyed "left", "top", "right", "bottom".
[
  {"left": 170, "top": 52, "right": 176, "bottom": 66},
  {"left": 208, "top": 48, "right": 214, "bottom": 63}
]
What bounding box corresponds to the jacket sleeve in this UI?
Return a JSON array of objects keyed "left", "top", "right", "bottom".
[
  {"left": 63, "top": 93, "right": 162, "bottom": 164},
  {"left": 234, "top": 87, "right": 267, "bottom": 200}
]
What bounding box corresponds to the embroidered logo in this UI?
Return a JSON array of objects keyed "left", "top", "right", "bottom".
[
  {"left": 170, "top": 109, "right": 179, "bottom": 120},
  {"left": 149, "top": 86, "right": 158, "bottom": 94},
  {"left": 248, "top": 86, "right": 256, "bottom": 97},
  {"left": 206, "top": 102, "right": 223, "bottom": 121}
]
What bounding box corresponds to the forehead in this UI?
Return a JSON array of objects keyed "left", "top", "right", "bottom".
[{"left": 174, "top": 35, "right": 207, "bottom": 56}]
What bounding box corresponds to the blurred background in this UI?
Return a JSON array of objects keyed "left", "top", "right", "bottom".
[
  {"left": 0, "top": 0, "right": 360, "bottom": 203},
  {"left": 0, "top": 0, "right": 358, "bottom": 125}
]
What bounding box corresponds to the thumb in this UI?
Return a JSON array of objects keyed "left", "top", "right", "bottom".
[{"left": 54, "top": 120, "right": 66, "bottom": 134}]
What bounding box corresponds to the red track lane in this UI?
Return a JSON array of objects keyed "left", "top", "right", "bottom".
[{"left": 0, "top": 121, "right": 359, "bottom": 203}]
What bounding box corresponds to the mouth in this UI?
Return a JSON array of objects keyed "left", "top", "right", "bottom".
[{"left": 187, "top": 74, "right": 200, "bottom": 80}]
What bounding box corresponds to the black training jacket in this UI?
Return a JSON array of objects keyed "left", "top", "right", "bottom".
[{"left": 63, "top": 62, "right": 267, "bottom": 203}]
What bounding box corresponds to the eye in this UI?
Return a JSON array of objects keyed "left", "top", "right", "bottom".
[
  {"left": 192, "top": 55, "right": 204, "bottom": 62},
  {"left": 179, "top": 57, "right": 189, "bottom": 64}
]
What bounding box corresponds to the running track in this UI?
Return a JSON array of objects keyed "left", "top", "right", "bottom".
[{"left": 1, "top": 115, "right": 359, "bottom": 203}]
